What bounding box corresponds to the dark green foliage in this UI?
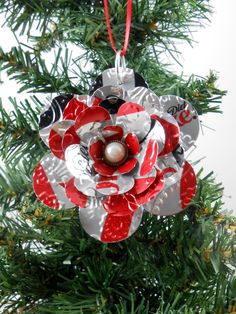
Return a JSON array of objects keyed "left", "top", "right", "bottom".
[
  {"left": 0, "top": 172, "right": 235, "bottom": 313},
  {"left": 0, "top": 0, "right": 235, "bottom": 313}
]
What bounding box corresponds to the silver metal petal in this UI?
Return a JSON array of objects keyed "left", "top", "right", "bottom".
[
  {"left": 39, "top": 94, "right": 73, "bottom": 146},
  {"left": 126, "top": 87, "right": 161, "bottom": 114},
  {"left": 145, "top": 161, "right": 196, "bottom": 216},
  {"left": 74, "top": 174, "right": 100, "bottom": 197}
]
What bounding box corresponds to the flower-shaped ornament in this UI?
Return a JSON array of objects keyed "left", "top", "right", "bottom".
[{"left": 33, "top": 86, "right": 199, "bottom": 243}]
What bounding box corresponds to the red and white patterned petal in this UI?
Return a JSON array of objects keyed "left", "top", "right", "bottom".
[
  {"left": 102, "top": 125, "right": 124, "bottom": 142},
  {"left": 93, "top": 160, "right": 116, "bottom": 176},
  {"left": 159, "top": 95, "right": 200, "bottom": 151},
  {"left": 151, "top": 113, "right": 179, "bottom": 156},
  {"left": 103, "top": 193, "right": 139, "bottom": 216},
  {"left": 62, "top": 125, "right": 80, "bottom": 151},
  {"left": 65, "top": 144, "right": 91, "bottom": 179},
  {"left": 96, "top": 175, "right": 134, "bottom": 195},
  {"left": 145, "top": 161, "right": 196, "bottom": 215},
  {"left": 48, "top": 120, "right": 74, "bottom": 160},
  {"left": 124, "top": 133, "right": 140, "bottom": 155},
  {"left": 33, "top": 154, "right": 74, "bottom": 210},
  {"left": 65, "top": 177, "right": 104, "bottom": 208},
  {"left": 63, "top": 98, "right": 87, "bottom": 121},
  {"left": 65, "top": 177, "right": 88, "bottom": 208},
  {"left": 75, "top": 107, "right": 111, "bottom": 145},
  {"left": 135, "top": 138, "right": 158, "bottom": 177},
  {"left": 129, "top": 168, "right": 156, "bottom": 195},
  {"left": 79, "top": 205, "right": 143, "bottom": 243},
  {"left": 135, "top": 169, "right": 164, "bottom": 205},
  {"left": 157, "top": 154, "right": 182, "bottom": 187},
  {"left": 116, "top": 102, "right": 151, "bottom": 141},
  {"left": 116, "top": 158, "right": 137, "bottom": 175},
  {"left": 147, "top": 118, "right": 166, "bottom": 154},
  {"left": 88, "top": 136, "right": 105, "bottom": 161}
]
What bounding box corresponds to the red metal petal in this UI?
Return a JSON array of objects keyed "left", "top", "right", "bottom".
[
  {"left": 33, "top": 156, "right": 74, "bottom": 210},
  {"left": 116, "top": 102, "right": 144, "bottom": 116},
  {"left": 96, "top": 175, "right": 134, "bottom": 195},
  {"left": 65, "top": 177, "right": 88, "bottom": 208},
  {"left": 75, "top": 106, "right": 110, "bottom": 131},
  {"left": 117, "top": 158, "right": 137, "bottom": 175},
  {"left": 180, "top": 161, "right": 197, "bottom": 208},
  {"left": 48, "top": 120, "right": 74, "bottom": 160},
  {"left": 101, "top": 214, "right": 134, "bottom": 242},
  {"left": 96, "top": 181, "right": 119, "bottom": 195},
  {"left": 92, "top": 96, "right": 103, "bottom": 107},
  {"left": 116, "top": 102, "right": 151, "bottom": 141},
  {"left": 125, "top": 133, "right": 140, "bottom": 155},
  {"left": 152, "top": 113, "right": 179, "bottom": 156},
  {"left": 102, "top": 125, "right": 124, "bottom": 142},
  {"left": 89, "top": 139, "right": 104, "bottom": 161},
  {"left": 139, "top": 139, "right": 158, "bottom": 176},
  {"left": 93, "top": 160, "right": 116, "bottom": 176},
  {"left": 62, "top": 125, "right": 80, "bottom": 151},
  {"left": 103, "top": 194, "right": 139, "bottom": 216},
  {"left": 79, "top": 205, "right": 143, "bottom": 243},
  {"left": 33, "top": 163, "right": 60, "bottom": 209},
  {"left": 49, "top": 129, "right": 65, "bottom": 160},
  {"left": 63, "top": 98, "right": 87, "bottom": 121},
  {"left": 136, "top": 170, "right": 164, "bottom": 205},
  {"left": 129, "top": 168, "right": 156, "bottom": 195}
]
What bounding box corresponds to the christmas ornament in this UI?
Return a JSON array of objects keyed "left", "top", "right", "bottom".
[{"left": 32, "top": 0, "right": 199, "bottom": 242}]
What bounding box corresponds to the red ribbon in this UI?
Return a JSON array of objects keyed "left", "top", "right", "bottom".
[{"left": 103, "top": 0, "right": 132, "bottom": 56}]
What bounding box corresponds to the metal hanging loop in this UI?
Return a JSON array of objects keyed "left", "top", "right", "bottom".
[{"left": 115, "top": 51, "right": 127, "bottom": 84}]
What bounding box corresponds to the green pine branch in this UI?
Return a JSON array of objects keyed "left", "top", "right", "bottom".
[
  {"left": 0, "top": 97, "right": 46, "bottom": 164},
  {"left": 0, "top": 170, "right": 235, "bottom": 313},
  {"left": 0, "top": 47, "right": 85, "bottom": 94},
  {"left": 1, "top": 0, "right": 211, "bottom": 59},
  {"left": 0, "top": 46, "right": 226, "bottom": 115}
]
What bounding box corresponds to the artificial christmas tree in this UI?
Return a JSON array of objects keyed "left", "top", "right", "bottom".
[{"left": 0, "top": 0, "right": 235, "bottom": 313}]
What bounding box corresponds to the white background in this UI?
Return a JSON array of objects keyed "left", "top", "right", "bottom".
[{"left": 0, "top": 0, "right": 235, "bottom": 214}]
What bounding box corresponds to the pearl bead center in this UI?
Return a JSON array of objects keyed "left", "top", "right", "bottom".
[{"left": 104, "top": 141, "right": 128, "bottom": 166}]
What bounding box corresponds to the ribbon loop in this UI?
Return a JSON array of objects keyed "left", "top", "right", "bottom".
[{"left": 103, "top": 0, "right": 132, "bottom": 57}]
